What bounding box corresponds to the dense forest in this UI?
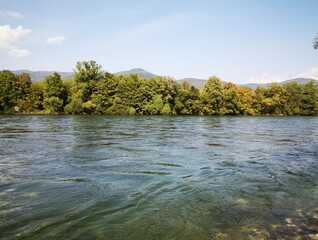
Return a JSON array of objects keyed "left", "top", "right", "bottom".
[{"left": 1, "top": 61, "right": 318, "bottom": 115}]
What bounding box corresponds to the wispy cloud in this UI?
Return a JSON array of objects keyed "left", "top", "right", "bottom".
[
  {"left": 295, "top": 66, "right": 318, "bottom": 79},
  {"left": 0, "top": 11, "right": 23, "bottom": 19},
  {"left": 8, "top": 46, "right": 30, "bottom": 58},
  {"left": 249, "top": 67, "right": 318, "bottom": 83},
  {"left": 45, "top": 35, "right": 65, "bottom": 45},
  {"left": 0, "top": 24, "right": 31, "bottom": 58},
  {"left": 132, "top": 13, "right": 194, "bottom": 35}
]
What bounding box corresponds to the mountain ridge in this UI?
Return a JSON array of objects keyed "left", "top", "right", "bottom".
[
  {"left": 114, "top": 68, "right": 157, "bottom": 79},
  {"left": 12, "top": 70, "right": 73, "bottom": 82},
  {"left": 11, "top": 69, "right": 318, "bottom": 90}
]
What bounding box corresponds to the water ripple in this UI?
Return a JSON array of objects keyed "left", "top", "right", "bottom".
[{"left": 0, "top": 116, "right": 318, "bottom": 239}]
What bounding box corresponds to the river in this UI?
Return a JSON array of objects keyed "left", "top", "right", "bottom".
[{"left": 0, "top": 115, "right": 318, "bottom": 239}]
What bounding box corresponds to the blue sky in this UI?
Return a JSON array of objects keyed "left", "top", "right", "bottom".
[{"left": 0, "top": 0, "right": 317, "bottom": 83}]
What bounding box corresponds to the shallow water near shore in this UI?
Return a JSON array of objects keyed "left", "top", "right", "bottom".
[{"left": 0, "top": 115, "right": 318, "bottom": 239}]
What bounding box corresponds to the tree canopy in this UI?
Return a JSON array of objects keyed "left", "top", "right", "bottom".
[{"left": 0, "top": 61, "right": 318, "bottom": 116}]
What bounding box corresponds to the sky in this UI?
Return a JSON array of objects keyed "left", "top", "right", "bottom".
[{"left": 0, "top": 0, "right": 318, "bottom": 84}]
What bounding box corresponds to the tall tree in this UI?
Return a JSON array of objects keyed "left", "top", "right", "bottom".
[
  {"left": 43, "top": 72, "right": 67, "bottom": 113},
  {"left": 28, "top": 81, "right": 45, "bottom": 112},
  {"left": 110, "top": 74, "right": 146, "bottom": 115},
  {"left": 237, "top": 86, "right": 255, "bottom": 115},
  {"left": 201, "top": 76, "right": 223, "bottom": 115},
  {"left": 175, "top": 81, "right": 196, "bottom": 115},
  {"left": 146, "top": 94, "right": 164, "bottom": 115},
  {"left": 263, "top": 83, "right": 286, "bottom": 115},
  {"left": 300, "top": 81, "right": 318, "bottom": 115},
  {"left": 13, "top": 73, "right": 32, "bottom": 112},
  {"left": 221, "top": 82, "right": 242, "bottom": 115},
  {"left": 253, "top": 83, "right": 286, "bottom": 115},
  {"left": 283, "top": 81, "right": 302, "bottom": 115},
  {"left": 66, "top": 61, "right": 104, "bottom": 114},
  {"left": 91, "top": 72, "right": 118, "bottom": 114},
  {"left": 0, "top": 70, "right": 16, "bottom": 113}
]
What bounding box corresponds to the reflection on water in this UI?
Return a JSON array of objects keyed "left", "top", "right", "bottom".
[{"left": 0, "top": 115, "right": 318, "bottom": 239}]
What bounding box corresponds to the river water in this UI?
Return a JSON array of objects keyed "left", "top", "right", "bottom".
[{"left": 0, "top": 115, "right": 318, "bottom": 239}]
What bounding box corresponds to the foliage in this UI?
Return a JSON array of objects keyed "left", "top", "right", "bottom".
[
  {"left": 0, "top": 70, "right": 16, "bottom": 113},
  {"left": 43, "top": 72, "right": 67, "bottom": 113},
  {"left": 201, "top": 76, "right": 223, "bottom": 115},
  {"left": 221, "top": 82, "right": 242, "bottom": 115},
  {"left": 13, "top": 73, "right": 32, "bottom": 112},
  {"left": 1, "top": 61, "right": 318, "bottom": 116},
  {"left": 299, "top": 81, "right": 318, "bottom": 115},
  {"left": 284, "top": 81, "right": 302, "bottom": 115}
]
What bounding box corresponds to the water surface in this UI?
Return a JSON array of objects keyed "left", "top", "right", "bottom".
[{"left": 0, "top": 116, "right": 318, "bottom": 239}]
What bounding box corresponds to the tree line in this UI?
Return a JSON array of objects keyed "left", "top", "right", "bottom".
[{"left": 1, "top": 61, "right": 318, "bottom": 115}]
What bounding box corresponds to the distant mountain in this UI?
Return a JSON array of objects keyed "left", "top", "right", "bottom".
[
  {"left": 236, "top": 83, "right": 268, "bottom": 90},
  {"left": 115, "top": 68, "right": 157, "bottom": 79},
  {"left": 12, "top": 70, "right": 73, "bottom": 82},
  {"left": 238, "top": 78, "right": 318, "bottom": 90},
  {"left": 10, "top": 69, "right": 318, "bottom": 90},
  {"left": 177, "top": 78, "right": 207, "bottom": 89},
  {"left": 179, "top": 77, "right": 318, "bottom": 90},
  {"left": 178, "top": 78, "right": 230, "bottom": 89},
  {"left": 280, "top": 78, "right": 318, "bottom": 85}
]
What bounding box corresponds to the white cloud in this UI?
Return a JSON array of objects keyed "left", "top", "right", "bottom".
[
  {"left": 8, "top": 46, "right": 31, "bottom": 58},
  {"left": 295, "top": 66, "right": 318, "bottom": 79},
  {"left": 45, "top": 35, "right": 65, "bottom": 45},
  {"left": 248, "top": 72, "right": 289, "bottom": 84},
  {"left": 0, "top": 25, "right": 31, "bottom": 58},
  {"left": 0, "top": 25, "right": 31, "bottom": 48},
  {"left": 249, "top": 67, "right": 318, "bottom": 83},
  {"left": 0, "top": 11, "right": 23, "bottom": 19}
]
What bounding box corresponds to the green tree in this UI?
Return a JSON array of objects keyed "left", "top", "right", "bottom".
[
  {"left": 43, "top": 72, "right": 67, "bottom": 113},
  {"left": 237, "top": 86, "right": 255, "bottom": 115},
  {"left": 299, "top": 81, "right": 318, "bottom": 115},
  {"left": 74, "top": 61, "right": 104, "bottom": 83},
  {"left": 201, "top": 76, "right": 223, "bottom": 115},
  {"left": 253, "top": 86, "right": 266, "bottom": 115},
  {"left": 64, "top": 97, "right": 83, "bottom": 114},
  {"left": 13, "top": 73, "right": 32, "bottom": 112},
  {"left": 221, "top": 82, "right": 242, "bottom": 115},
  {"left": 28, "top": 81, "right": 45, "bottom": 112},
  {"left": 91, "top": 72, "right": 118, "bottom": 114},
  {"left": 175, "top": 81, "right": 201, "bottom": 115},
  {"left": 146, "top": 94, "right": 164, "bottom": 115},
  {"left": 283, "top": 81, "right": 302, "bottom": 115},
  {"left": 109, "top": 74, "right": 147, "bottom": 115},
  {"left": 0, "top": 70, "right": 16, "bottom": 113},
  {"left": 82, "top": 100, "right": 96, "bottom": 114},
  {"left": 161, "top": 103, "right": 171, "bottom": 115},
  {"left": 161, "top": 77, "right": 178, "bottom": 112},
  {"left": 73, "top": 60, "right": 104, "bottom": 101},
  {"left": 66, "top": 61, "right": 104, "bottom": 114},
  {"left": 254, "top": 83, "right": 286, "bottom": 115},
  {"left": 264, "top": 83, "right": 286, "bottom": 115}
]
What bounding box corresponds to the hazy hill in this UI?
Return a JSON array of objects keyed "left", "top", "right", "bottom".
[
  {"left": 179, "top": 77, "right": 318, "bottom": 90},
  {"left": 177, "top": 78, "right": 207, "bottom": 89},
  {"left": 11, "top": 69, "right": 318, "bottom": 90},
  {"left": 13, "top": 70, "right": 73, "bottom": 82},
  {"left": 114, "top": 68, "right": 157, "bottom": 79},
  {"left": 280, "top": 78, "right": 318, "bottom": 85},
  {"left": 237, "top": 78, "right": 318, "bottom": 90}
]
